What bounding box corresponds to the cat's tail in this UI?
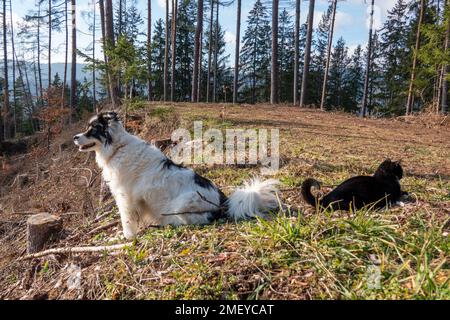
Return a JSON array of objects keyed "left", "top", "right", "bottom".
[{"left": 301, "top": 178, "right": 321, "bottom": 208}]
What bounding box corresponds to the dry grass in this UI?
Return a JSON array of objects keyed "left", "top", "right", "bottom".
[{"left": 0, "top": 103, "right": 448, "bottom": 300}]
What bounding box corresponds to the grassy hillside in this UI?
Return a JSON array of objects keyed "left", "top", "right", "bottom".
[{"left": 0, "top": 103, "right": 448, "bottom": 300}]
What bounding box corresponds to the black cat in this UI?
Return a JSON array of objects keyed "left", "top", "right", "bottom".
[{"left": 301, "top": 159, "right": 405, "bottom": 211}]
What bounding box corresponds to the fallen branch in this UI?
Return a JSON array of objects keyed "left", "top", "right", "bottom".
[
  {"left": 87, "top": 220, "right": 120, "bottom": 235},
  {"left": 19, "top": 242, "right": 133, "bottom": 260},
  {"left": 93, "top": 210, "right": 114, "bottom": 223}
]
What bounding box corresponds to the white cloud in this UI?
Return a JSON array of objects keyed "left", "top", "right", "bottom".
[
  {"left": 224, "top": 31, "right": 235, "bottom": 44},
  {"left": 335, "top": 11, "right": 354, "bottom": 30},
  {"left": 158, "top": 0, "right": 172, "bottom": 11}
]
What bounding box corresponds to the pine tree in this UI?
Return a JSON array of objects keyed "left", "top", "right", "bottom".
[
  {"left": 299, "top": 0, "right": 316, "bottom": 107},
  {"left": 343, "top": 45, "right": 364, "bottom": 112},
  {"left": 417, "top": 1, "right": 449, "bottom": 112},
  {"left": 320, "top": 0, "right": 337, "bottom": 111},
  {"left": 192, "top": 0, "right": 203, "bottom": 102},
  {"left": 174, "top": 0, "right": 195, "bottom": 101},
  {"left": 379, "top": 0, "right": 411, "bottom": 114},
  {"left": 200, "top": 20, "right": 230, "bottom": 102},
  {"left": 367, "top": 33, "right": 385, "bottom": 114},
  {"left": 311, "top": 3, "right": 333, "bottom": 107},
  {"left": 239, "top": 0, "right": 271, "bottom": 104},
  {"left": 151, "top": 18, "right": 167, "bottom": 100},
  {"left": 406, "top": 0, "right": 426, "bottom": 114},
  {"left": 278, "top": 9, "right": 294, "bottom": 102},
  {"left": 327, "top": 37, "right": 350, "bottom": 109}
]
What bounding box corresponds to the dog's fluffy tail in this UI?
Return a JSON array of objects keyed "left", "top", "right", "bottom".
[
  {"left": 301, "top": 178, "right": 321, "bottom": 208},
  {"left": 226, "top": 178, "right": 280, "bottom": 220}
]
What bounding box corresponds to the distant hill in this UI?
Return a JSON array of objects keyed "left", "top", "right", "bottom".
[{"left": 7, "top": 62, "right": 92, "bottom": 95}]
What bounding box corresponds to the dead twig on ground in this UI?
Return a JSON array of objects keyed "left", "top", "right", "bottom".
[
  {"left": 87, "top": 220, "right": 120, "bottom": 235},
  {"left": 19, "top": 242, "right": 133, "bottom": 260}
]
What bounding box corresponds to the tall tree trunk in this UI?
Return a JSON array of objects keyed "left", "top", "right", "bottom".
[
  {"left": 164, "top": 0, "right": 169, "bottom": 101},
  {"left": 15, "top": 52, "right": 34, "bottom": 126},
  {"left": 92, "top": 0, "right": 97, "bottom": 113},
  {"left": 62, "top": 0, "right": 68, "bottom": 108},
  {"left": 197, "top": 30, "right": 202, "bottom": 102},
  {"left": 9, "top": 0, "right": 17, "bottom": 136},
  {"left": 147, "top": 0, "right": 152, "bottom": 101},
  {"left": 406, "top": 0, "right": 425, "bottom": 115},
  {"left": 118, "top": 0, "right": 123, "bottom": 36},
  {"left": 171, "top": 0, "right": 178, "bottom": 102},
  {"left": 233, "top": 0, "right": 241, "bottom": 104},
  {"left": 2, "top": 0, "right": 11, "bottom": 140},
  {"left": 299, "top": 0, "right": 315, "bottom": 107},
  {"left": 70, "top": 0, "right": 77, "bottom": 121},
  {"left": 37, "top": 2, "right": 43, "bottom": 106},
  {"left": 320, "top": 0, "right": 337, "bottom": 111},
  {"left": 360, "top": 0, "right": 374, "bottom": 117},
  {"left": 440, "top": 0, "right": 449, "bottom": 114},
  {"left": 192, "top": 0, "right": 204, "bottom": 102},
  {"left": 212, "top": 2, "right": 219, "bottom": 103},
  {"left": 33, "top": 58, "right": 39, "bottom": 109},
  {"left": 293, "top": 0, "right": 301, "bottom": 106},
  {"left": 270, "top": 0, "right": 279, "bottom": 105},
  {"left": 98, "top": 0, "right": 110, "bottom": 102},
  {"left": 105, "top": 0, "right": 119, "bottom": 108},
  {"left": 48, "top": 0, "right": 52, "bottom": 88},
  {"left": 206, "top": 0, "right": 214, "bottom": 103}
]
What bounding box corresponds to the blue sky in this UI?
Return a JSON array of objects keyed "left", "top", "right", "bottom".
[{"left": 11, "top": 0, "right": 397, "bottom": 65}]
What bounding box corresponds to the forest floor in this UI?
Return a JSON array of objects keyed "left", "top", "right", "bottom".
[{"left": 0, "top": 103, "right": 449, "bottom": 300}]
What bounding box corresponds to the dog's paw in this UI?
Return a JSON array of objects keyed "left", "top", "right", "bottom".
[{"left": 122, "top": 229, "right": 137, "bottom": 240}]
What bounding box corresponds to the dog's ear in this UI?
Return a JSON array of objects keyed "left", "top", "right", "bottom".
[
  {"left": 103, "top": 111, "right": 119, "bottom": 122},
  {"left": 98, "top": 111, "right": 119, "bottom": 126}
]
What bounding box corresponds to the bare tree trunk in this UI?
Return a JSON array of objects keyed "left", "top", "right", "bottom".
[
  {"left": 70, "top": 0, "right": 77, "bottom": 121},
  {"left": 270, "top": 0, "right": 279, "bottom": 105},
  {"left": 33, "top": 57, "right": 39, "bottom": 110},
  {"left": 9, "top": 0, "right": 17, "bottom": 136},
  {"left": 48, "top": 0, "right": 52, "bottom": 88},
  {"left": 2, "top": 0, "right": 11, "bottom": 140},
  {"left": 206, "top": 0, "right": 214, "bottom": 103},
  {"left": 92, "top": 0, "right": 96, "bottom": 113},
  {"left": 15, "top": 51, "right": 34, "bottom": 123},
  {"left": 233, "top": 0, "right": 241, "bottom": 104},
  {"left": 118, "top": 0, "right": 123, "bottom": 36},
  {"left": 212, "top": 2, "right": 219, "bottom": 103},
  {"left": 98, "top": 0, "right": 110, "bottom": 103},
  {"left": 439, "top": 0, "right": 449, "bottom": 114},
  {"left": 299, "top": 0, "right": 315, "bottom": 107},
  {"left": 406, "top": 0, "right": 425, "bottom": 115},
  {"left": 105, "top": 0, "right": 119, "bottom": 108},
  {"left": 197, "top": 30, "right": 202, "bottom": 102},
  {"left": 192, "top": 0, "right": 204, "bottom": 102},
  {"left": 37, "top": 2, "right": 43, "bottom": 106},
  {"left": 171, "top": 0, "right": 178, "bottom": 102},
  {"left": 62, "top": 0, "right": 68, "bottom": 109},
  {"left": 147, "top": 0, "right": 152, "bottom": 101},
  {"left": 360, "top": 0, "right": 374, "bottom": 117},
  {"left": 320, "top": 0, "right": 337, "bottom": 111},
  {"left": 293, "top": 0, "right": 301, "bottom": 106},
  {"left": 164, "top": 0, "right": 169, "bottom": 102}
]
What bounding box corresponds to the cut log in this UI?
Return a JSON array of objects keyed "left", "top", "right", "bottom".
[{"left": 26, "top": 213, "right": 63, "bottom": 254}]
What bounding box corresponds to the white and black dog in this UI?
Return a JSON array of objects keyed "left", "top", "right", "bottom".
[{"left": 74, "top": 112, "right": 280, "bottom": 239}]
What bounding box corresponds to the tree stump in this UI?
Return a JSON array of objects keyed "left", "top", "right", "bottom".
[{"left": 26, "top": 213, "right": 63, "bottom": 254}]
